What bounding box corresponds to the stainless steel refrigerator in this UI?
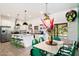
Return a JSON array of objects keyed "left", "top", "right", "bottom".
[{"left": 0, "top": 26, "right": 11, "bottom": 43}]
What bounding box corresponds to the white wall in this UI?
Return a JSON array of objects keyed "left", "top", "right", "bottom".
[
  {"left": 50, "top": 11, "right": 67, "bottom": 24},
  {"left": 27, "top": 10, "right": 68, "bottom": 26},
  {"left": 67, "top": 8, "right": 78, "bottom": 41},
  {"left": 0, "top": 16, "right": 15, "bottom": 31}
]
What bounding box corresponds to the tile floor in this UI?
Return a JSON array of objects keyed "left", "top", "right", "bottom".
[{"left": 0, "top": 42, "right": 31, "bottom": 56}]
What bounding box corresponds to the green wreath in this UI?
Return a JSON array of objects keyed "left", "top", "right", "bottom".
[{"left": 66, "top": 10, "right": 77, "bottom": 22}]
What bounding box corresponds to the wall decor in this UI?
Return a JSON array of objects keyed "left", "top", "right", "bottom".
[{"left": 66, "top": 10, "right": 77, "bottom": 22}]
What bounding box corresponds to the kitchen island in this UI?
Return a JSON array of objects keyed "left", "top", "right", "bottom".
[{"left": 12, "top": 34, "right": 33, "bottom": 48}]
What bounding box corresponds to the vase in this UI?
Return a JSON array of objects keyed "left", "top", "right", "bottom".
[{"left": 47, "top": 33, "right": 53, "bottom": 45}]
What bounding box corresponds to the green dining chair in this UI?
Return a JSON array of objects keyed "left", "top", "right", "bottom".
[
  {"left": 32, "top": 38, "right": 38, "bottom": 46},
  {"left": 54, "top": 36, "right": 61, "bottom": 41},
  {"left": 38, "top": 37, "right": 44, "bottom": 43},
  {"left": 60, "top": 45, "right": 76, "bottom": 56},
  {"left": 38, "top": 37, "right": 48, "bottom": 56},
  {"left": 31, "top": 39, "right": 46, "bottom": 56},
  {"left": 54, "top": 47, "right": 72, "bottom": 56},
  {"left": 31, "top": 37, "right": 47, "bottom": 56},
  {"left": 32, "top": 38, "right": 39, "bottom": 51},
  {"left": 55, "top": 41, "right": 76, "bottom": 56},
  {"left": 30, "top": 48, "right": 43, "bottom": 56},
  {"left": 31, "top": 39, "right": 42, "bottom": 56}
]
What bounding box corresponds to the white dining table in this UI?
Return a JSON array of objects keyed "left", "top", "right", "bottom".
[{"left": 34, "top": 40, "right": 64, "bottom": 54}]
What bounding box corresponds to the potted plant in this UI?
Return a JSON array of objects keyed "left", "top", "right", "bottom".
[{"left": 41, "top": 13, "right": 54, "bottom": 45}]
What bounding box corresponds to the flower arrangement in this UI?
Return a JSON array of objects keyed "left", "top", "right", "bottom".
[{"left": 41, "top": 13, "right": 54, "bottom": 45}]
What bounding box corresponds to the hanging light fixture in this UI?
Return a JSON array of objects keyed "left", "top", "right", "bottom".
[
  {"left": 23, "top": 22, "right": 28, "bottom": 25},
  {"left": 43, "top": 3, "right": 50, "bottom": 20},
  {"left": 41, "top": 3, "right": 55, "bottom": 45},
  {"left": 15, "top": 14, "right": 20, "bottom": 26},
  {"left": 23, "top": 10, "right": 28, "bottom": 25},
  {"left": 42, "top": 3, "right": 54, "bottom": 30},
  {"left": 41, "top": 3, "right": 50, "bottom": 28},
  {"left": 16, "top": 23, "right": 20, "bottom": 26}
]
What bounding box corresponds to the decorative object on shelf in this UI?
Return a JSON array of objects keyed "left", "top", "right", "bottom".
[
  {"left": 23, "top": 10, "right": 28, "bottom": 25},
  {"left": 66, "top": 10, "right": 77, "bottom": 22},
  {"left": 41, "top": 3, "right": 55, "bottom": 45}
]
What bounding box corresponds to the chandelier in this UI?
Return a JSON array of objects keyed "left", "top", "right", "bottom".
[
  {"left": 23, "top": 10, "right": 28, "bottom": 25},
  {"left": 43, "top": 3, "right": 50, "bottom": 20},
  {"left": 15, "top": 14, "right": 20, "bottom": 26},
  {"left": 41, "top": 3, "right": 51, "bottom": 29}
]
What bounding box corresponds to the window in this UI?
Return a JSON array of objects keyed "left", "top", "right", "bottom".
[{"left": 53, "top": 23, "right": 68, "bottom": 37}]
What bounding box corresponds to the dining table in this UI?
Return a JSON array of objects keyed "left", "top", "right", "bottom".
[
  {"left": 33, "top": 39, "right": 73, "bottom": 55},
  {"left": 34, "top": 40, "right": 63, "bottom": 55}
]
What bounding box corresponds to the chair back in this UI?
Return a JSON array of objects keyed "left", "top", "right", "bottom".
[
  {"left": 30, "top": 48, "right": 42, "bottom": 56},
  {"left": 71, "top": 41, "right": 76, "bottom": 56},
  {"left": 39, "top": 37, "right": 44, "bottom": 43},
  {"left": 56, "top": 41, "right": 76, "bottom": 56},
  {"left": 32, "top": 38, "right": 38, "bottom": 46}
]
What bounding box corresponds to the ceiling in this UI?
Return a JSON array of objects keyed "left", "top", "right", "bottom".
[{"left": 0, "top": 3, "right": 78, "bottom": 21}]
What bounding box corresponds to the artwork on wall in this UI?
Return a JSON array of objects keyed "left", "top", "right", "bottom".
[{"left": 66, "top": 10, "right": 77, "bottom": 22}]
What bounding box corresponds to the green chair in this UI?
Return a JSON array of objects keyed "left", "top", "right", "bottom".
[
  {"left": 54, "top": 36, "right": 61, "bottom": 41},
  {"left": 38, "top": 37, "right": 48, "bottom": 56},
  {"left": 31, "top": 48, "right": 45, "bottom": 56},
  {"left": 55, "top": 41, "right": 76, "bottom": 56},
  {"left": 32, "top": 38, "right": 38, "bottom": 46},
  {"left": 31, "top": 39, "right": 46, "bottom": 56},
  {"left": 38, "top": 37, "right": 44, "bottom": 43},
  {"left": 32, "top": 38, "right": 38, "bottom": 49}
]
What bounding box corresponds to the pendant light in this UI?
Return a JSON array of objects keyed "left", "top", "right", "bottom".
[
  {"left": 15, "top": 14, "right": 20, "bottom": 26},
  {"left": 44, "top": 3, "right": 50, "bottom": 20},
  {"left": 23, "top": 10, "right": 28, "bottom": 25},
  {"left": 16, "top": 23, "right": 20, "bottom": 26},
  {"left": 41, "top": 3, "right": 54, "bottom": 30},
  {"left": 23, "top": 22, "right": 28, "bottom": 25},
  {"left": 42, "top": 3, "right": 50, "bottom": 28}
]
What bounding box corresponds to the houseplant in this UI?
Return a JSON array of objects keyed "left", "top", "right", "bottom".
[{"left": 41, "top": 13, "right": 54, "bottom": 45}]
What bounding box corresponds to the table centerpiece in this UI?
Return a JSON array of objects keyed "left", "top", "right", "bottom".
[{"left": 41, "top": 13, "right": 57, "bottom": 45}]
